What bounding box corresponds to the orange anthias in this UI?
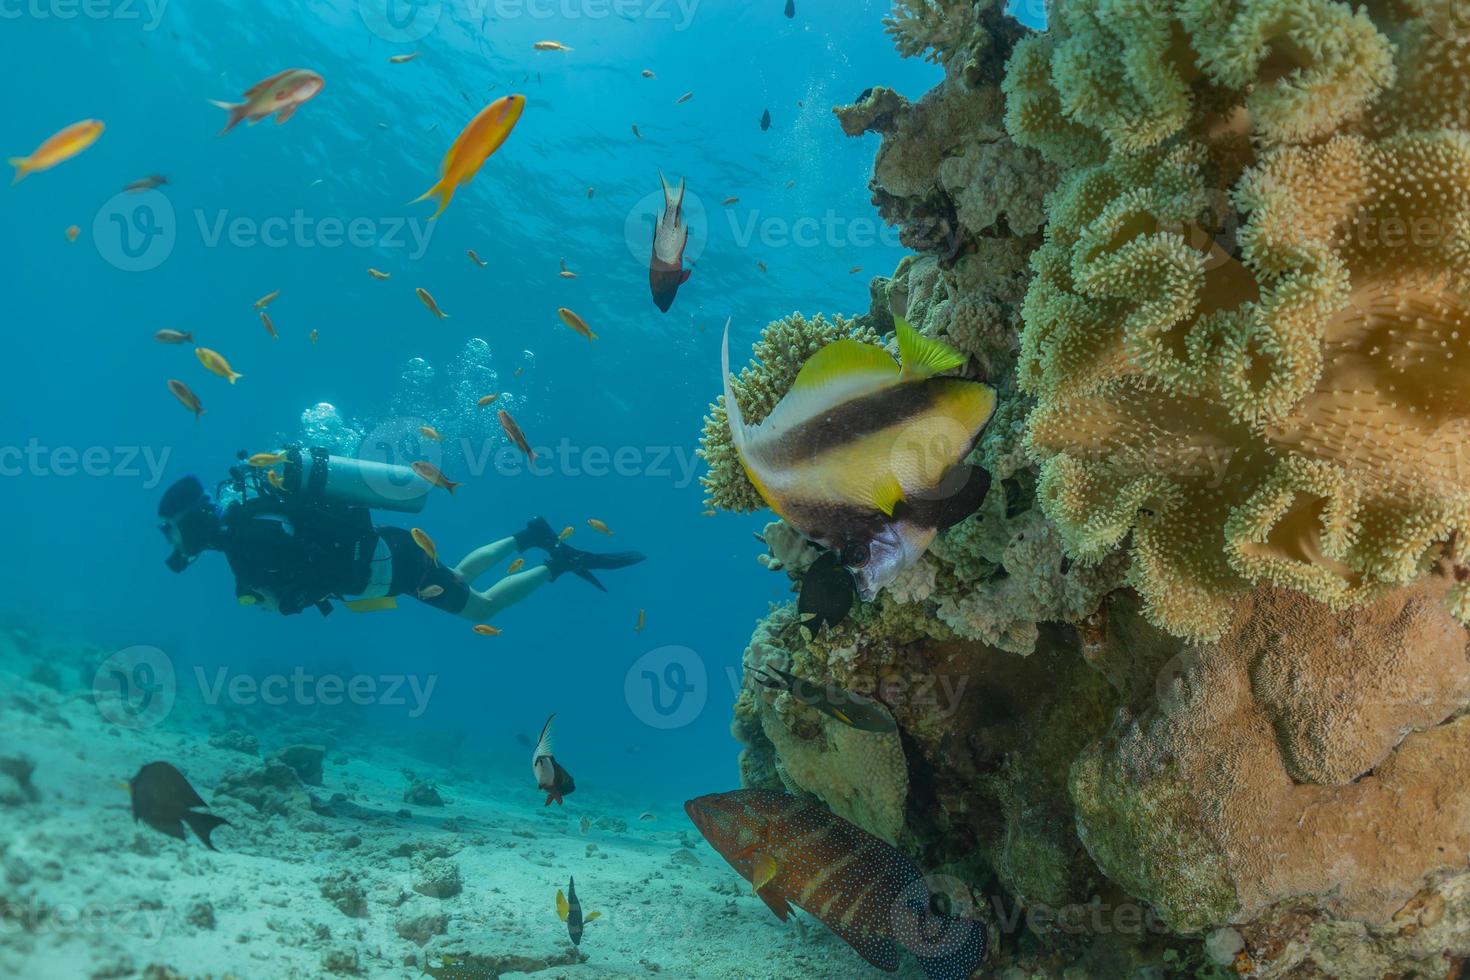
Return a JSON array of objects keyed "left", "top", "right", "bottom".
[
  {"left": 9, "top": 119, "right": 104, "bottom": 183},
  {"left": 684, "top": 790, "right": 989, "bottom": 980},
  {"left": 413, "top": 94, "right": 526, "bottom": 219}
]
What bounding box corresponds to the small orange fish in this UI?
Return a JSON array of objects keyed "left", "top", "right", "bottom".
[
  {"left": 412, "top": 461, "right": 462, "bottom": 495},
  {"left": 212, "top": 69, "right": 324, "bottom": 134},
  {"left": 414, "top": 94, "right": 526, "bottom": 219},
  {"left": 418, "top": 425, "right": 443, "bottom": 442},
  {"left": 498, "top": 409, "right": 535, "bottom": 461},
  {"left": 260, "top": 311, "right": 278, "bottom": 339},
  {"left": 368, "top": 268, "right": 391, "bottom": 280},
  {"left": 417, "top": 287, "right": 449, "bottom": 319},
  {"left": 559, "top": 258, "right": 577, "bottom": 279},
  {"left": 467, "top": 249, "right": 487, "bottom": 267},
  {"left": 195, "top": 347, "right": 242, "bottom": 384},
  {"left": 388, "top": 52, "right": 420, "bottom": 64},
  {"left": 65, "top": 225, "right": 80, "bottom": 242},
  {"left": 154, "top": 329, "right": 192, "bottom": 344},
  {"left": 9, "top": 119, "right": 104, "bottom": 183},
  {"left": 473, "top": 624, "right": 502, "bottom": 636},
  {"left": 587, "top": 519, "right": 612, "bottom": 536},
  {"left": 247, "top": 452, "right": 286, "bottom": 467},
  {"left": 533, "top": 40, "right": 572, "bottom": 51},
  {"left": 418, "top": 585, "right": 445, "bottom": 599},
  {"left": 635, "top": 609, "right": 646, "bottom": 632},
  {"left": 267, "top": 470, "right": 287, "bottom": 490},
  {"left": 476, "top": 393, "right": 501, "bottom": 408},
  {"left": 253, "top": 290, "right": 280, "bottom": 310},
  {"left": 722, "top": 197, "right": 739, "bottom": 206},
  {"left": 507, "top": 558, "right": 525, "bottom": 574},
  {"left": 411, "top": 528, "right": 438, "bottom": 563},
  {"left": 308, "top": 329, "right": 319, "bottom": 345},
  {"left": 641, "top": 69, "right": 655, "bottom": 79},
  {"left": 559, "top": 526, "right": 574, "bottom": 541},
  {"left": 557, "top": 307, "right": 598, "bottom": 342},
  {"left": 168, "top": 379, "right": 203, "bottom": 420},
  {"left": 676, "top": 92, "right": 693, "bottom": 105}
]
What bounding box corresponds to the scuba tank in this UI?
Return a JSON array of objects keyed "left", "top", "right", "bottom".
[{"left": 278, "top": 446, "right": 429, "bottom": 514}]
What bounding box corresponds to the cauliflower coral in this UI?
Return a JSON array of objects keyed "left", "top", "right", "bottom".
[{"left": 1005, "top": 0, "right": 1470, "bottom": 640}]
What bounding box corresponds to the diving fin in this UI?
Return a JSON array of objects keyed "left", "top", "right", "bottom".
[{"left": 546, "top": 544, "right": 647, "bottom": 591}]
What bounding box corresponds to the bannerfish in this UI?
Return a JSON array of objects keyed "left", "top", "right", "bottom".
[
  {"left": 532, "top": 713, "right": 576, "bottom": 806},
  {"left": 467, "top": 249, "right": 487, "bottom": 267},
  {"left": 412, "top": 461, "right": 461, "bottom": 495},
  {"left": 749, "top": 663, "right": 896, "bottom": 733},
  {"left": 411, "top": 527, "right": 438, "bottom": 563},
  {"left": 211, "top": 69, "right": 324, "bottom": 134},
  {"left": 795, "top": 550, "right": 855, "bottom": 634},
  {"left": 761, "top": 109, "right": 771, "bottom": 131},
  {"left": 9, "top": 119, "right": 103, "bottom": 183},
  {"left": 557, "top": 307, "right": 598, "bottom": 342},
  {"left": 556, "top": 876, "right": 600, "bottom": 945},
  {"left": 168, "top": 379, "right": 203, "bottom": 420},
  {"left": 154, "top": 329, "right": 192, "bottom": 344},
  {"left": 648, "top": 171, "right": 692, "bottom": 313},
  {"left": 498, "top": 410, "right": 535, "bottom": 461},
  {"left": 721, "top": 317, "right": 995, "bottom": 601},
  {"left": 413, "top": 94, "right": 525, "bottom": 219},
  {"left": 129, "top": 762, "right": 230, "bottom": 850},
  {"left": 685, "top": 790, "right": 988, "bottom": 980},
  {"left": 195, "top": 347, "right": 242, "bottom": 383},
  {"left": 124, "top": 174, "right": 167, "bottom": 193},
  {"left": 417, "top": 287, "right": 449, "bottom": 319}
]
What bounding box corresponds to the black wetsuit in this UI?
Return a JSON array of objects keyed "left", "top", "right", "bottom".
[{"left": 220, "top": 500, "right": 469, "bottom": 615}]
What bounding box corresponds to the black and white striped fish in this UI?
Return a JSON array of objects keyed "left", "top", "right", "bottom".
[{"left": 722, "top": 318, "right": 996, "bottom": 600}]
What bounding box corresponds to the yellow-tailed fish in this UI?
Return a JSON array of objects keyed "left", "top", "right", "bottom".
[
  {"left": 260, "top": 311, "right": 278, "bottom": 339},
  {"left": 417, "top": 287, "right": 449, "bottom": 319},
  {"left": 721, "top": 316, "right": 996, "bottom": 601},
  {"left": 476, "top": 393, "right": 500, "bottom": 408},
  {"left": 9, "top": 120, "right": 103, "bottom": 184},
  {"left": 413, "top": 94, "right": 525, "bottom": 219},
  {"left": 368, "top": 268, "right": 391, "bottom": 280},
  {"left": 507, "top": 558, "right": 525, "bottom": 574},
  {"left": 253, "top": 289, "right": 280, "bottom": 309},
  {"left": 467, "top": 249, "right": 487, "bottom": 267},
  {"left": 411, "top": 527, "right": 438, "bottom": 564},
  {"left": 557, "top": 307, "right": 597, "bottom": 342},
  {"left": 412, "top": 461, "right": 462, "bottom": 495},
  {"left": 212, "top": 69, "right": 324, "bottom": 134},
  {"left": 168, "top": 379, "right": 203, "bottom": 420},
  {"left": 473, "top": 624, "right": 501, "bottom": 636},
  {"left": 533, "top": 40, "right": 572, "bottom": 51},
  {"left": 266, "top": 470, "right": 286, "bottom": 490},
  {"left": 195, "top": 347, "right": 242, "bottom": 384},
  {"left": 418, "top": 425, "right": 443, "bottom": 442},
  {"left": 248, "top": 452, "right": 286, "bottom": 467},
  {"left": 65, "top": 225, "right": 80, "bottom": 242},
  {"left": 587, "top": 519, "right": 612, "bottom": 536},
  {"left": 154, "top": 329, "right": 192, "bottom": 344},
  {"left": 559, "top": 526, "right": 574, "bottom": 541}
]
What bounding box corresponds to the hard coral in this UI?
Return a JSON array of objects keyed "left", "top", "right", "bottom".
[{"left": 1007, "top": 0, "right": 1470, "bottom": 640}]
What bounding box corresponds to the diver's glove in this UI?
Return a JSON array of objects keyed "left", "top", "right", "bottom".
[
  {"left": 543, "top": 543, "right": 646, "bottom": 592},
  {"left": 512, "top": 516, "right": 560, "bottom": 553}
]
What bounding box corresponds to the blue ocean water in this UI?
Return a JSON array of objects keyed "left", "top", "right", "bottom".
[{"left": 0, "top": 1, "right": 958, "bottom": 810}]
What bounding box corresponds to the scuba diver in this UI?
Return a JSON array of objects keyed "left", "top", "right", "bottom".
[{"left": 157, "top": 447, "right": 645, "bottom": 621}]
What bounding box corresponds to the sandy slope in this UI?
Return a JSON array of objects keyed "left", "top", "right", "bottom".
[{"left": 0, "top": 628, "right": 916, "bottom": 979}]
